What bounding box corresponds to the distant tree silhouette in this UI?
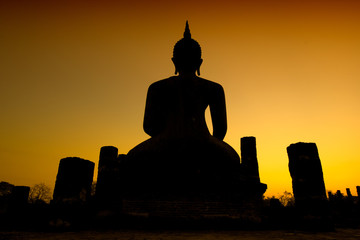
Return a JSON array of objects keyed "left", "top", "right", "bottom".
[
  {"left": 0, "top": 182, "right": 14, "bottom": 197},
  {"left": 263, "top": 191, "right": 295, "bottom": 207},
  {"left": 29, "top": 183, "right": 51, "bottom": 204},
  {"left": 0, "top": 182, "right": 14, "bottom": 213},
  {"left": 279, "top": 191, "right": 295, "bottom": 207}
]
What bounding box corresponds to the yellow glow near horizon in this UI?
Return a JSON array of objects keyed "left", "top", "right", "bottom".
[{"left": 1, "top": 1, "right": 360, "bottom": 197}]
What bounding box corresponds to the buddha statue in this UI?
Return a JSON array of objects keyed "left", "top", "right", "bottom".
[{"left": 121, "top": 22, "right": 248, "bottom": 196}]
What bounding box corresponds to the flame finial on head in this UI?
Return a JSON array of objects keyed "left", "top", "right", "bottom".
[
  {"left": 184, "top": 20, "right": 191, "bottom": 39},
  {"left": 173, "top": 21, "right": 201, "bottom": 59}
]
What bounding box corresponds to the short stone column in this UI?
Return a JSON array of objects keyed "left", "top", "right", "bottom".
[
  {"left": 10, "top": 186, "right": 30, "bottom": 209},
  {"left": 346, "top": 188, "right": 352, "bottom": 197},
  {"left": 95, "top": 146, "right": 122, "bottom": 202},
  {"left": 335, "top": 190, "right": 344, "bottom": 199},
  {"left": 328, "top": 191, "right": 334, "bottom": 202},
  {"left": 287, "top": 142, "right": 327, "bottom": 210},
  {"left": 53, "top": 157, "right": 95, "bottom": 204},
  {"left": 241, "top": 136, "right": 260, "bottom": 182}
]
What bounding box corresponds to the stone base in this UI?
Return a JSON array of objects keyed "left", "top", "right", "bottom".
[
  {"left": 113, "top": 180, "right": 267, "bottom": 224},
  {"left": 121, "top": 198, "right": 263, "bottom": 222}
]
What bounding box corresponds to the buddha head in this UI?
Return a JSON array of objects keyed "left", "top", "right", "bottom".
[{"left": 172, "top": 21, "right": 203, "bottom": 76}]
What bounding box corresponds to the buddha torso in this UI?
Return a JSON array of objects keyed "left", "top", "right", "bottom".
[
  {"left": 144, "top": 76, "right": 222, "bottom": 139},
  {"left": 123, "top": 75, "right": 241, "bottom": 195}
]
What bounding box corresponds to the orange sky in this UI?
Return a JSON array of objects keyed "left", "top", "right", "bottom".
[{"left": 1, "top": 0, "right": 359, "bottom": 197}]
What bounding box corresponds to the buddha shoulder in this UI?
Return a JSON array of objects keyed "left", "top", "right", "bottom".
[
  {"left": 195, "top": 77, "right": 224, "bottom": 93},
  {"left": 147, "top": 77, "right": 177, "bottom": 91}
]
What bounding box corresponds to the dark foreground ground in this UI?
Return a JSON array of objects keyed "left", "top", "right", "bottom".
[{"left": 1, "top": 228, "right": 360, "bottom": 240}]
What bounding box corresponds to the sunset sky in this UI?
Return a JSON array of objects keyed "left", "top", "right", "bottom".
[{"left": 1, "top": 0, "right": 359, "bottom": 197}]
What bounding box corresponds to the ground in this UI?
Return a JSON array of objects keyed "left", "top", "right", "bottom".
[{"left": 1, "top": 228, "right": 360, "bottom": 240}]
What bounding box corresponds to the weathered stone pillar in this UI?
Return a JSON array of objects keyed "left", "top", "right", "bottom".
[
  {"left": 287, "top": 142, "right": 327, "bottom": 209},
  {"left": 357, "top": 186, "right": 360, "bottom": 197},
  {"left": 11, "top": 186, "right": 30, "bottom": 206},
  {"left": 328, "top": 191, "right": 334, "bottom": 202},
  {"left": 346, "top": 188, "right": 352, "bottom": 197},
  {"left": 53, "top": 157, "right": 95, "bottom": 204},
  {"left": 345, "top": 188, "right": 354, "bottom": 205},
  {"left": 241, "top": 136, "right": 260, "bottom": 182},
  {"left": 335, "top": 190, "right": 343, "bottom": 199},
  {"left": 95, "top": 146, "right": 123, "bottom": 202},
  {"left": 7, "top": 186, "right": 31, "bottom": 226}
]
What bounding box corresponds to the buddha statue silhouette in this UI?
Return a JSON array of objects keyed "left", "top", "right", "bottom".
[{"left": 121, "top": 22, "right": 248, "bottom": 196}]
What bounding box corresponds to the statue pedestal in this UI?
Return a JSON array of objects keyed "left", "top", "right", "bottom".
[
  {"left": 95, "top": 136, "right": 267, "bottom": 222},
  {"left": 117, "top": 180, "right": 267, "bottom": 225},
  {"left": 116, "top": 153, "right": 267, "bottom": 223}
]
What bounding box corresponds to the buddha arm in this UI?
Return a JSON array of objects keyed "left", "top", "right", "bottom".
[
  {"left": 210, "top": 85, "right": 227, "bottom": 140},
  {"left": 143, "top": 84, "right": 161, "bottom": 137}
]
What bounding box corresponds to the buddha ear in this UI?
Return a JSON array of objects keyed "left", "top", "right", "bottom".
[
  {"left": 172, "top": 58, "right": 178, "bottom": 75},
  {"left": 197, "top": 59, "right": 203, "bottom": 76}
]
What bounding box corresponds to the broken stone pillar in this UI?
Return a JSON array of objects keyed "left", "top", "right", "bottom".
[
  {"left": 333, "top": 190, "right": 345, "bottom": 206},
  {"left": 357, "top": 186, "right": 360, "bottom": 197},
  {"left": 335, "top": 190, "right": 343, "bottom": 199},
  {"left": 53, "top": 157, "right": 95, "bottom": 204},
  {"left": 241, "top": 136, "right": 260, "bottom": 182},
  {"left": 287, "top": 142, "right": 327, "bottom": 210},
  {"left": 4, "top": 186, "right": 30, "bottom": 216},
  {"left": 11, "top": 186, "right": 30, "bottom": 206},
  {"left": 96, "top": 146, "right": 123, "bottom": 203},
  {"left": 328, "top": 191, "right": 334, "bottom": 201},
  {"left": 346, "top": 188, "right": 352, "bottom": 197},
  {"left": 345, "top": 188, "right": 354, "bottom": 205}
]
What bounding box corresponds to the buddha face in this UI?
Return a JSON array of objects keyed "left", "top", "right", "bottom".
[{"left": 172, "top": 56, "right": 203, "bottom": 75}]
